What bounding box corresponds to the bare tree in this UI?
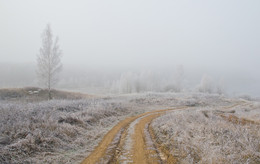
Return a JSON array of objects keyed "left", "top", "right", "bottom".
[
  {"left": 198, "top": 74, "right": 213, "bottom": 93},
  {"left": 37, "top": 24, "right": 62, "bottom": 100}
]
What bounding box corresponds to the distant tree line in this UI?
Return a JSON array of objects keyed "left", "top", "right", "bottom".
[{"left": 110, "top": 67, "right": 224, "bottom": 95}]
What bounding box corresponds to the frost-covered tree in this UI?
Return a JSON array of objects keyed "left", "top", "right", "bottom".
[
  {"left": 119, "top": 72, "right": 136, "bottom": 93},
  {"left": 198, "top": 74, "right": 213, "bottom": 93},
  {"left": 115, "top": 71, "right": 158, "bottom": 94},
  {"left": 37, "top": 24, "right": 62, "bottom": 100}
]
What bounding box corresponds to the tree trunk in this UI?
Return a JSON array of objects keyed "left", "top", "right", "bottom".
[{"left": 48, "top": 88, "right": 52, "bottom": 100}]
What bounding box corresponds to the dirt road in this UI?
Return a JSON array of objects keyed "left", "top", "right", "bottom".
[{"left": 81, "top": 107, "right": 185, "bottom": 164}]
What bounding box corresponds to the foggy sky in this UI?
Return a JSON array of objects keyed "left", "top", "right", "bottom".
[{"left": 1, "top": 0, "right": 260, "bottom": 95}]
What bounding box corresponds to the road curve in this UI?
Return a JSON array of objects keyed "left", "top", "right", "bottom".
[{"left": 81, "top": 107, "right": 186, "bottom": 164}]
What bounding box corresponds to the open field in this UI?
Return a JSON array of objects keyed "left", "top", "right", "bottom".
[
  {"left": 0, "top": 89, "right": 259, "bottom": 163},
  {"left": 2, "top": 0, "right": 260, "bottom": 163},
  {"left": 152, "top": 102, "right": 260, "bottom": 163}
]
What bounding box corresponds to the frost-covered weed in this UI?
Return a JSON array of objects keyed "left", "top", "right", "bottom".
[
  {"left": 0, "top": 92, "right": 231, "bottom": 163},
  {"left": 232, "top": 102, "right": 260, "bottom": 122},
  {"left": 152, "top": 106, "right": 260, "bottom": 164},
  {"left": 0, "top": 98, "right": 131, "bottom": 164}
]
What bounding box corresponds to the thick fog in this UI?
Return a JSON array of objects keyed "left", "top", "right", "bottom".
[{"left": 0, "top": 0, "right": 260, "bottom": 96}]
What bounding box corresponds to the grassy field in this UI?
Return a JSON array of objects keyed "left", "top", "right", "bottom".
[
  {"left": 0, "top": 89, "right": 259, "bottom": 163},
  {"left": 152, "top": 101, "right": 260, "bottom": 163}
]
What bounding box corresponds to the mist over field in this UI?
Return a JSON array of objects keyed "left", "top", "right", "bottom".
[
  {"left": 1, "top": 1, "right": 260, "bottom": 164},
  {"left": 0, "top": 62, "right": 259, "bottom": 96},
  {"left": 1, "top": 0, "right": 260, "bottom": 96}
]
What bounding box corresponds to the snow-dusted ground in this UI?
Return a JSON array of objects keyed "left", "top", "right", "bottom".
[
  {"left": 0, "top": 92, "right": 237, "bottom": 163},
  {"left": 152, "top": 101, "right": 260, "bottom": 163}
]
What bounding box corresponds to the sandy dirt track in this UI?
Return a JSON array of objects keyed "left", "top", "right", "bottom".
[{"left": 81, "top": 107, "right": 186, "bottom": 164}]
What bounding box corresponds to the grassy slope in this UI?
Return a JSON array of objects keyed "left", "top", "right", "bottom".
[
  {"left": 152, "top": 102, "right": 260, "bottom": 163},
  {"left": 0, "top": 87, "right": 93, "bottom": 101}
]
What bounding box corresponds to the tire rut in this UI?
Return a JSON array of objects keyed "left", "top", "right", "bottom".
[{"left": 81, "top": 107, "right": 186, "bottom": 164}]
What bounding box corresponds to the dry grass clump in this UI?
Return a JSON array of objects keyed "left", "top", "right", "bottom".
[
  {"left": 230, "top": 102, "right": 260, "bottom": 123},
  {"left": 0, "top": 98, "right": 131, "bottom": 163},
  {"left": 152, "top": 106, "right": 260, "bottom": 164}
]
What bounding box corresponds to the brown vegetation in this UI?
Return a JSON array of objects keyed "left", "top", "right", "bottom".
[{"left": 0, "top": 87, "right": 92, "bottom": 101}]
